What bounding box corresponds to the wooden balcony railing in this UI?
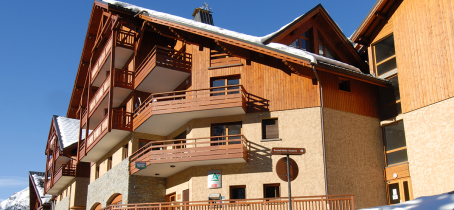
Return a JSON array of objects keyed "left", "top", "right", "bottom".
[
  {"left": 130, "top": 135, "right": 248, "bottom": 174},
  {"left": 45, "top": 180, "right": 51, "bottom": 194},
  {"left": 87, "top": 115, "right": 109, "bottom": 150},
  {"left": 117, "top": 29, "right": 135, "bottom": 49},
  {"left": 89, "top": 74, "right": 111, "bottom": 115},
  {"left": 133, "top": 85, "right": 247, "bottom": 130},
  {"left": 81, "top": 108, "right": 88, "bottom": 127},
  {"left": 135, "top": 45, "right": 192, "bottom": 88},
  {"left": 53, "top": 160, "right": 76, "bottom": 184},
  {"left": 103, "top": 195, "right": 354, "bottom": 210},
  {"left": 112, "top": 109, "right": 133, "bottom": 130},
  {"left": 84, "top": 110, "right": 132, "bottom": 155},
  {"left": 91, "top": 36, "right": 113, "bottom": 82},
  {"left": 78, "top": 140, "right": 86, "bottom": 161},
  {"left": 114, "top": 68, "right": 133, "bottom": 89}
]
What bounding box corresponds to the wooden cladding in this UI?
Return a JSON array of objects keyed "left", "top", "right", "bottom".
[
  {"left": 91, "top": 36, "right": 113, "bottom": 82},
  {"left": 385, "top": 162, "right": 410, "bottom": 181},
  {"left": 320, "top": 71, "right": 380, "bottom": 118},
  {"left": 89, "top": 75, "right": 111, "bottom": 115},
  {"left": 373, "top": 0, "right": 454, "bottom": 113},
  {"left": 210, "top": 49, "right": 241, "bottom": 67},
  {"left": 103, "top": 195, "right": 355, "bottom": 210},
  {"left": 129, "top": 135, "right": 249, "bottom": 174},
  {"left": 133, "top": 85, "right": 247, "bottom": 130},
  {"left": 135, "top": 45, "right": 192, "bottom": 89}
]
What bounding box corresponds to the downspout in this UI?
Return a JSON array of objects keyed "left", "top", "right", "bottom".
[{"left": 312, "top": 64, "right": 328, "bottom": 195}]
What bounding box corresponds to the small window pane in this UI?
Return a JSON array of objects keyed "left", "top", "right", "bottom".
[
  {"left": 375, "top": 36, "right": 396, "bottom": 63},
  {"left": 264, "top": 184, "right": 280, "bottom": 198},
  {"left": 388, "top": 183, "right": 401, "bottom": 204},
  {"left": 377, "top": 57, "right": 397, "bottom": 76},
  {"left": 262, "top": 119, "right": 278, "bottom": 139},
  {"left": 231, "top": 186, "right": 246, "bottom": 199},
  {"left": 325, "top": 48, "right": 334, "bottom": 59},
  {"left": 403, "top": 181, "right": 410, "bottom": 201},
  {"left": 227, "top": 78, "right": 240, "bottom": 94},
  {"left": 319, "top": 44, "right": 324, "bottom": 55},
  {"left": 289, "top": 39, "right": 299, "bottom": 49},
  {"left": 383, "top": 121, "right": 407, "bottom": 151},
  {"left": 386, "top": 149, "right": 408, "bottom": 165}
]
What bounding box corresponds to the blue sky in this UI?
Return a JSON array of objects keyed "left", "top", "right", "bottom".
[{"left": 0, "top": 0, "right": 375, "bottom": 202}]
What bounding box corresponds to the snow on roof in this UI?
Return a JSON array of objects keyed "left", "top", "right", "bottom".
[
  {"left": 54, "top": 116, "right": 79, "bottom": 149},
  {"left": 101, "top": 0, "right": 363, "bottom": 73},
  {"left": 30, "top": 172, "right": 52, "bottom": 204},
  {"left": 360, "top": 191, "right": 454, "bottom": 210}
]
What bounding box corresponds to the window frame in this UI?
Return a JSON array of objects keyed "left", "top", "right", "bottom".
[
  {"left": 211, "top": 121, "right": 242, "bottom": 145},
  {"left": 372, "top": 34, "right": 397, "bottom": 77},
  {"left": 263, "top": 183, "right": 280, "bottom": 198},
  {"left": 261, "top": 118, "right": 280, "bottom": 141},
  {"left": 382, "top": 120, "right": 408, "bottom": 167},
  {"left": 229, "top": 185, "right": 246, "bottom": 200}
]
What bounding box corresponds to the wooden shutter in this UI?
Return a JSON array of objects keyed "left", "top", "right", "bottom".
[{"left": 262, "top": 119, "right": 278, "bottom": 139}]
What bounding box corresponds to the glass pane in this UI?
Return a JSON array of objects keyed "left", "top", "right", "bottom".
[
  {"left": 386, "top": 149, "right": 408, "bottom": 165},
  {"left": 375, "top": 36, "right": 395, "bottom": 63},
  {"left": 383, "top": 121, "right": 407, "bottom": 151},
  {"left": 227, "top": 78, "right": 240, "bottom": 94},
  {"left": 319, "top": 44, "right": 324, "bottom": 55},
  {"left": 380, "top": 103, "right": 399, "bottom": 120},
  {"left": 212, "top": 125, "right": 226, "bottom": 145},
  {"left": 265, "top": 186, "right": 279, "bottom": 198},
  {"left": 325, "top": 48, "right": 334, "bottom": 59},
  {"left": 228, "top": 124, "right": 242, "bottom": 144},
  {"left": 388, "top": 76, "right": 401, "bottom": 101},
  {"left": 403, "top": 181, "right": 410, "bottom": 201},
  {"left": 377, "top": 57, "right": 397, "bottom": 76},
  {"left": 211, "top": 79, "right": 226, "bottom": 96},
  {"left": 388, "top": 183, "right": 401, "bottom": 204},
  {"left": 289, "top": 39, "right": 299, "bottom": 49},
  {"left": 231, "top": 187, "right": 245, "bottom": 199}
]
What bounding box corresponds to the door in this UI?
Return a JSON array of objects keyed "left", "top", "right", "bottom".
[
  {"left": 166, "top": 193, "right": 176, "bottom": 210},
  {"left": 387, "top": 178, "right": 412, "bottom": 205}
]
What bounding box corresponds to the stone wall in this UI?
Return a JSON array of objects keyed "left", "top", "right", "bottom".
[
  {"left": 73, "top": 178, "right": 89, "bottom": 207},
  {"left": 323, "top": 108, "right": 387, "bottom": 209},
  {"left": 86, "top": 159, "right": 130, "bottom": 208},
  {"left": 55, "top": 195, "right": 70, "bottom": 210},
  {"left": 128, "top": 175, "right": 166, "bottom": 203}
]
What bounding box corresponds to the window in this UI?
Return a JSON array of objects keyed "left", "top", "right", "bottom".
[
  {"left": 289, "top": 30, "right": 313, "bottom": 52},
  {"left": 123, "top": 144, "right": 129, "bottom": 160},
  {"left": 373, "top": 35, "right": 397, "bottom": 76},
  {"left": 211, "top": 122, "right": 242, "bottom": 145},
  {"left": 318, "top": 38, "right": 334, "bottom": 59},
  {"left": 139, "top": 139, "right": 151, "bottom": 150},
  {"left": 95, "top": 165, "right": 99, "bottom": 179},
  {"left": 264, "top": 184, "right": 280, "bottom": 198},
  {"left": 230, "top": 185, "right": 246, "bottom": 199},
  {"left": 107, "top": 157, "right": 112, "bottom": 170},
  {"left": 338, "top": 77, "right": 351, "bottom": 92},
  {"left": 173, "top": 131, "right": 186, "bottom": 149},
  {"left": 262, "top": 119, "right": 279, "bottom": 140},
  {"left": 383, "top": 121, "right": 408, "bottom": 166},
  {"left": 210, "top": 76, "right": 240, "bottom": 96},
  {"left": 374, "top": 35, "right": 401, "bottom": 119}
]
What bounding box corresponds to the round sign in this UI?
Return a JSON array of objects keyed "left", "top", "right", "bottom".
[{"left": 276, "top": 157, "right": 299, "bottom": 182}]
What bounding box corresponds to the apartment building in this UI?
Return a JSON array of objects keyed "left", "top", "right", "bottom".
[
  {"left": 44, "top": 116, "right": 90, "bottom": 210},
  {"left": 38, "top": 1, "right": 394, "bottom": 209},
  {"left": 351, "top": 0, "right": 454, "bottom": 205}
]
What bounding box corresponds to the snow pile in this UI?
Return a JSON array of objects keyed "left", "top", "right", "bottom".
[
  {"left": 101, "top": 0, "right": 362, "bottom": 73},
  {"left": 0, "top": 188, "right": 29, "bottom": 210},
  {"left": 360, "top": 191, "right": 454, "bottom": 210},
  {"left": 31, "top": 174, "right": 51, "bottom": 204}
]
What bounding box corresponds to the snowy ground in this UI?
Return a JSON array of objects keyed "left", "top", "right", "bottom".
[{"left": 360, "top": 191, "right": 454, "bottom": 210}]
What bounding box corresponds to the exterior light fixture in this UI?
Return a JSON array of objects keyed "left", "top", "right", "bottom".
[
  {"left": 155, "top": 173, "right": 160, "bottom": 176},
  {"left": 170, "top": 165, "right": 176, "bottom": 168}
]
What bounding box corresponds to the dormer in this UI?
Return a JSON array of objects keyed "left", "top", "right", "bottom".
[{"left": 263, "top": 4, "right": 368, "bottom": 73}]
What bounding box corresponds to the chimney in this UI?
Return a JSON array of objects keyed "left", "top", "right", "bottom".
[{"left": 192, "top": 3, "right": 213, "bottom": 25}]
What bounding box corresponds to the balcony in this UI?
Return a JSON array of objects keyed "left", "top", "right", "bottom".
[
  {"left": 80, "top": 109, "right": 132, "bottom": 162},
  {"left": 135, "top": 46, "right": 192, "bottom": 93},
  {"left": 88, "top": 69, "right": 133, "bottom": 120},
  {"left": 91, "top": 30, "right": 135, "bottom": 87},
  {"left": 133, "top": 85, "right": 247, "bottom": 136},
  {"left": 44, "top": 160, "right": 76, "bottom": 195},
  {"left": 130, "top": 135, "right": 248, "bottom": 177},
  {"left": 102, "top": 195, "right": 355, "bottom": 210}
]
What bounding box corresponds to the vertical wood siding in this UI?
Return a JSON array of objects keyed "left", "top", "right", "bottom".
[
  {"left": 391, "top": 0, "right": 454, "bottom": 113},
  {"left": 320, "top": 71, "right": 380, "bottom": 118}
]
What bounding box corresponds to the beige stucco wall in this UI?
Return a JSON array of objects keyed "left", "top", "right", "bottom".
[
  {"left": 403, "top": 96, "right": 454, "bottom": 198},
  {"left": 166, "top": 107, "right": 326, "bottom": 201},
  {"left": 323, "top": 108, "right": 386, "bottom": 209}
]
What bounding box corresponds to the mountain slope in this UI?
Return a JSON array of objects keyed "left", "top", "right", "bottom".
[{"left": 0, "top": 188, "right": 29, "bottom": 210}]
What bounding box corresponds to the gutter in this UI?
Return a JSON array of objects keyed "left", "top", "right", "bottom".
[{"left": 312, "top": 65, "right": 328, "bottom": 195}]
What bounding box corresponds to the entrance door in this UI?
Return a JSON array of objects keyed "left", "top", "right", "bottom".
[
  {"left": 166, "top": 193, "right": 176, "bottom": 210},
  {"left": 387, "top": 178, "right": 412, "bottom": 205}
]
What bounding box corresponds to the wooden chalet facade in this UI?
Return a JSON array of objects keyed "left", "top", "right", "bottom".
[
  {"left": 29, "top": 171, "right": 51, "bottom": 210},
  {"left": 351, "top": 0, "right": 454, "bottom": 206},
  {"left": 44, "top": 116, "right": 90, "bottom": 209},
  {"left": 39, "top": 0, "right": 454, "bottom": 209}
]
